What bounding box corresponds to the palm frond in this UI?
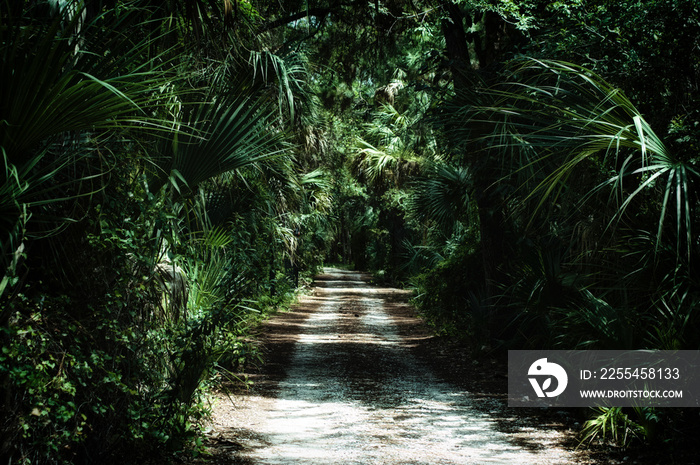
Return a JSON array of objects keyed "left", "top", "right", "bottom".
[
  {"left": 151, "top": 92, "right": 288, "bottom": 193},
  {"left": 466, "top": 58, "right": 698, "bottom": 260},
  {"left": 353, "top": 139, "right": 399, "bottom": 183},
  {"left": 301, "top": 168, "right": 333, "bottom": 212},
  {"left": 1, "top": 7, "right": 177, "bottom": 161},
  {"left": 407, "top": 164, "right": 472, "bottom": 230},
  {"left": 249, "top": 49, "right": 312, "bottom": 122},
  {"left": 0, "top": 5, "right": 181, "bottom": 294}
]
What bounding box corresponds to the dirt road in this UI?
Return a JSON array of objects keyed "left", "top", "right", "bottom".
[{"left": 208, "top": 268, "right": 581, "bottom": 464}]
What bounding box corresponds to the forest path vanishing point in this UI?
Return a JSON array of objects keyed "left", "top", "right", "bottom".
[{"left": 207, "top": 268, "right": 583, "bottom": 464}]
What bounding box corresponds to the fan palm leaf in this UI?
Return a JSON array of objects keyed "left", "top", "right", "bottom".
[
  {"left": 0, "top": 4, "right": 179, "bottom": 221},
  {"left": 150, "top": 92, "right": 288, "bottom": 194},
  {"left": 470, "top": 58, "right": 698, "bottom": 260},
  {"left": 0, "top": 3, "right": 180, "bottom": 296},
  {"left": 353, "top": 139, "right": 400, "bottom": 184},
  {"left": 249, "top": 49, "right": 312, "bottom": 122},
  {"left": 1, "top": 8, "right": 176, "bottom": 161},
  {"left": 408, "top": 164, "right": 472, "bottom": 230}
]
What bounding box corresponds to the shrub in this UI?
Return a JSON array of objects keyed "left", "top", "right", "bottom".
[{"left": 412, "top": 242, "right": 485, "bottom": 342}]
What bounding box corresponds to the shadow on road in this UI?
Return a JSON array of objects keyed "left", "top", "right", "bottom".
[{"left": 206, "top": 268, "right": 583, "bottom": 465}]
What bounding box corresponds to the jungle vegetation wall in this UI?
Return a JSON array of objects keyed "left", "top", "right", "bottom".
[{"left": 1, "top": 0, "right": 700, "bottom": 462}]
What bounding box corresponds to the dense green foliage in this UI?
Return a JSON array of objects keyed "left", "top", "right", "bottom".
[
  {"left": 0, "top": 1, "right": 330, "bottom": 462},
  {"left": 2, "top": 0, "right": 700, "bottom": 461},
  {"left": 296, "top": 0, "right": 700, "bottom": 451}
]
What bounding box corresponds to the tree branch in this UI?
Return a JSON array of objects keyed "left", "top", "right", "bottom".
[{"left": 259, "top": 7, "right": 334, "bottom": 32}]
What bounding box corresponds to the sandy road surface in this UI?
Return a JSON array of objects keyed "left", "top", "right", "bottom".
[{"left": 207, "top": 268, "right": 580, "bottom": 464}]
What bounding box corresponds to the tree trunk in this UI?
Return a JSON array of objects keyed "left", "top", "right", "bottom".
[{"left": 439, "top": 0, "right": 512, "bottom": 340}]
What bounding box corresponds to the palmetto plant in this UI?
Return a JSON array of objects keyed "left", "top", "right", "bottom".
[
  {"left": 407, "top": 163, "right": 473, "bottom": 232},
  {"left": 0, "top": 3, "right": 180, "bottom": 302},
  {"left": 148, "top": 90, "right": 288, "bottom": 195},
  {"left": 352, "top": 103, "right": 425, "bottom": 188},
  {"left": 165, "top": 221, "right": 243, "bottom": 406},
  {"left": 0, "top": 10, "right": 172, "bottom": 160},
  {"left": 438, "top": 57, "right": 700, "bottom": 350},
  {"left": 398, "top": 163, "right": 475, "bottom": 276},
  {"left": 580, "top": 407, "right": 644, "bottom": 447},
  {"left": 472, "top": 59, "right": 699, "bottom": 262},
  {"left": 250, "top": 49, "right": 314, "bottom": 124}
]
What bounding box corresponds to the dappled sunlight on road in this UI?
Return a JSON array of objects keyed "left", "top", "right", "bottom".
[{"left": 211, "top": 268, "right": 577, "bottom": 464}]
